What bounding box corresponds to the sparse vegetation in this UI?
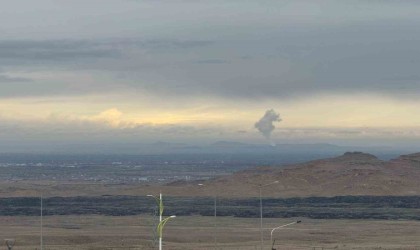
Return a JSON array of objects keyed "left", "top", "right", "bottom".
[{"left": 1, "top": 195, "right": 419, "bottom": 220}]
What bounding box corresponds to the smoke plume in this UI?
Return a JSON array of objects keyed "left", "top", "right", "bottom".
[{"left": 254, "top": 109, "right": 281, "bottom": 140}]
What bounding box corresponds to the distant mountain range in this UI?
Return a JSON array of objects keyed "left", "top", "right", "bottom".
[
  {"left": 0, "top": 140, "right": 412, "bottom": 157},
  {"left": 105, "top": 140, "right": 402, "bottom": 155}
]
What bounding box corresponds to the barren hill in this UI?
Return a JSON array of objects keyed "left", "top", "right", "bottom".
[{"left": 172, "top": 152, "right": 420, "bottom": 197}]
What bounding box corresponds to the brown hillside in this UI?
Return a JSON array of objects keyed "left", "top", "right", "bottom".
[{"left": 171, "top": 152, "right": 420, "bottom": 198}]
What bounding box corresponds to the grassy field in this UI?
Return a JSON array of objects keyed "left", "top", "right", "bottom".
[{"left": 0, "top": 215, "right": 419, "bottom": 249}]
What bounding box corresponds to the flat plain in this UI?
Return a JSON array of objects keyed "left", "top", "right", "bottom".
[{"left": 0, "top": 215, "right": 419, "bottom": 249}]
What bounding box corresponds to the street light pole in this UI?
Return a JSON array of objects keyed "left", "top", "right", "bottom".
[
  {"left": 259, "top": 187, "right": 263, "bottom": 250},
  {"left": 213, "top": 192, "right": 217, "bottom": 250},
  {"left": 198, "top": 183, "right": 218, "bottom": 249},
  {"left": 147, "top": 193, "right": 163, "bottom": 249},
  {"left": 157, "top": 215, "right": 176, "bottom": 250},
  {"left": 270, "top": 220, "right": 301, "bottom": 250},
  {"left": 159, "top": 193, "right": 162, "bottom": 249},
  {"left": 159, "top": 193, "right": 162, "bottom": 228},
  {"left": 147, "top": 193, "right": 176, "bottom": 250},
  {"left": 257, "top": 181, "right": 279, "bottom": 250},
  {"left": 40, "top": 194, "right": 43, "bottom": 250}
]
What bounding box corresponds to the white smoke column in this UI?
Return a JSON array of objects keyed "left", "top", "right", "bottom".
[{"left": 254, "top": 109, "right": 282, "bottom": 143}]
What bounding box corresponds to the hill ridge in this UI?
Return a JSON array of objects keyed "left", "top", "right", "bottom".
[{"left": 183, "top": 151, "right": 420, "bottom": 197}]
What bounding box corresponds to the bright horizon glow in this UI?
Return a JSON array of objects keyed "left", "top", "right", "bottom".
[{"left": 2, "top": 94, "right": 420, "bottom": 127}]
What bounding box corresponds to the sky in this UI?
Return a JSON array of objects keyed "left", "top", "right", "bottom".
[{"left": 2, "top": 0, "right": 420, "bottom": 152}]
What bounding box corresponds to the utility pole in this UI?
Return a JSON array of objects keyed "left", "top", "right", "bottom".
[
  {"left": 213, "top": 191, "right": 217, "bottom": 250},
  {"left": 213, "top": 169, "right": 218, "bottom": 250},
  {"left": 40, "top": 195, "right": 43, "bottom": 250},
  {"left": 257, "top": 181, "right": 279, "bottom": 250},
  {"left": 259, "top": 186, "right": 263, "bottom": 250},
  {"left": 159, "top": 193, "right": 162, "bottom": 250},
  {"left": 198, "top": 182, "right": 218, "bottom": 250}
]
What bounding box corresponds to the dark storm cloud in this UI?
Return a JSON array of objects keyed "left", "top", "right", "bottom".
[
  {"left": 0, "top": 40, "right": 119, "bottom": 68},
  {"left": 0, "top": 39, "right": 213, "bottom": 66},
  {"left": 145, "top": 21, "right": 420, "bottom": 100},
  {"left": 0, "top": 38, "right": 215, "bottom": 97},
  {"left": 2, "top": 20, "right": 420, "bottom": 100},
  {"left": 1, "top": 1, "right": 420, "bottom": 100},
  {"left": 92, "top": 21, "right": 420, "bottom": 100}
]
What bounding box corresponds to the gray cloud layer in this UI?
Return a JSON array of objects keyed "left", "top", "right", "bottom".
[
  {"left": 0, "top": 74, "right": 32, "bottom": 83},
  {"left": 1, "top": 1, "right": 420, "bottom": 100}
]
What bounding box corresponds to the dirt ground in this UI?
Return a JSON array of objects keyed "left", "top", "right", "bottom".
[{"left": 0, "top": 215, "right": 419, "bottom": 250}]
